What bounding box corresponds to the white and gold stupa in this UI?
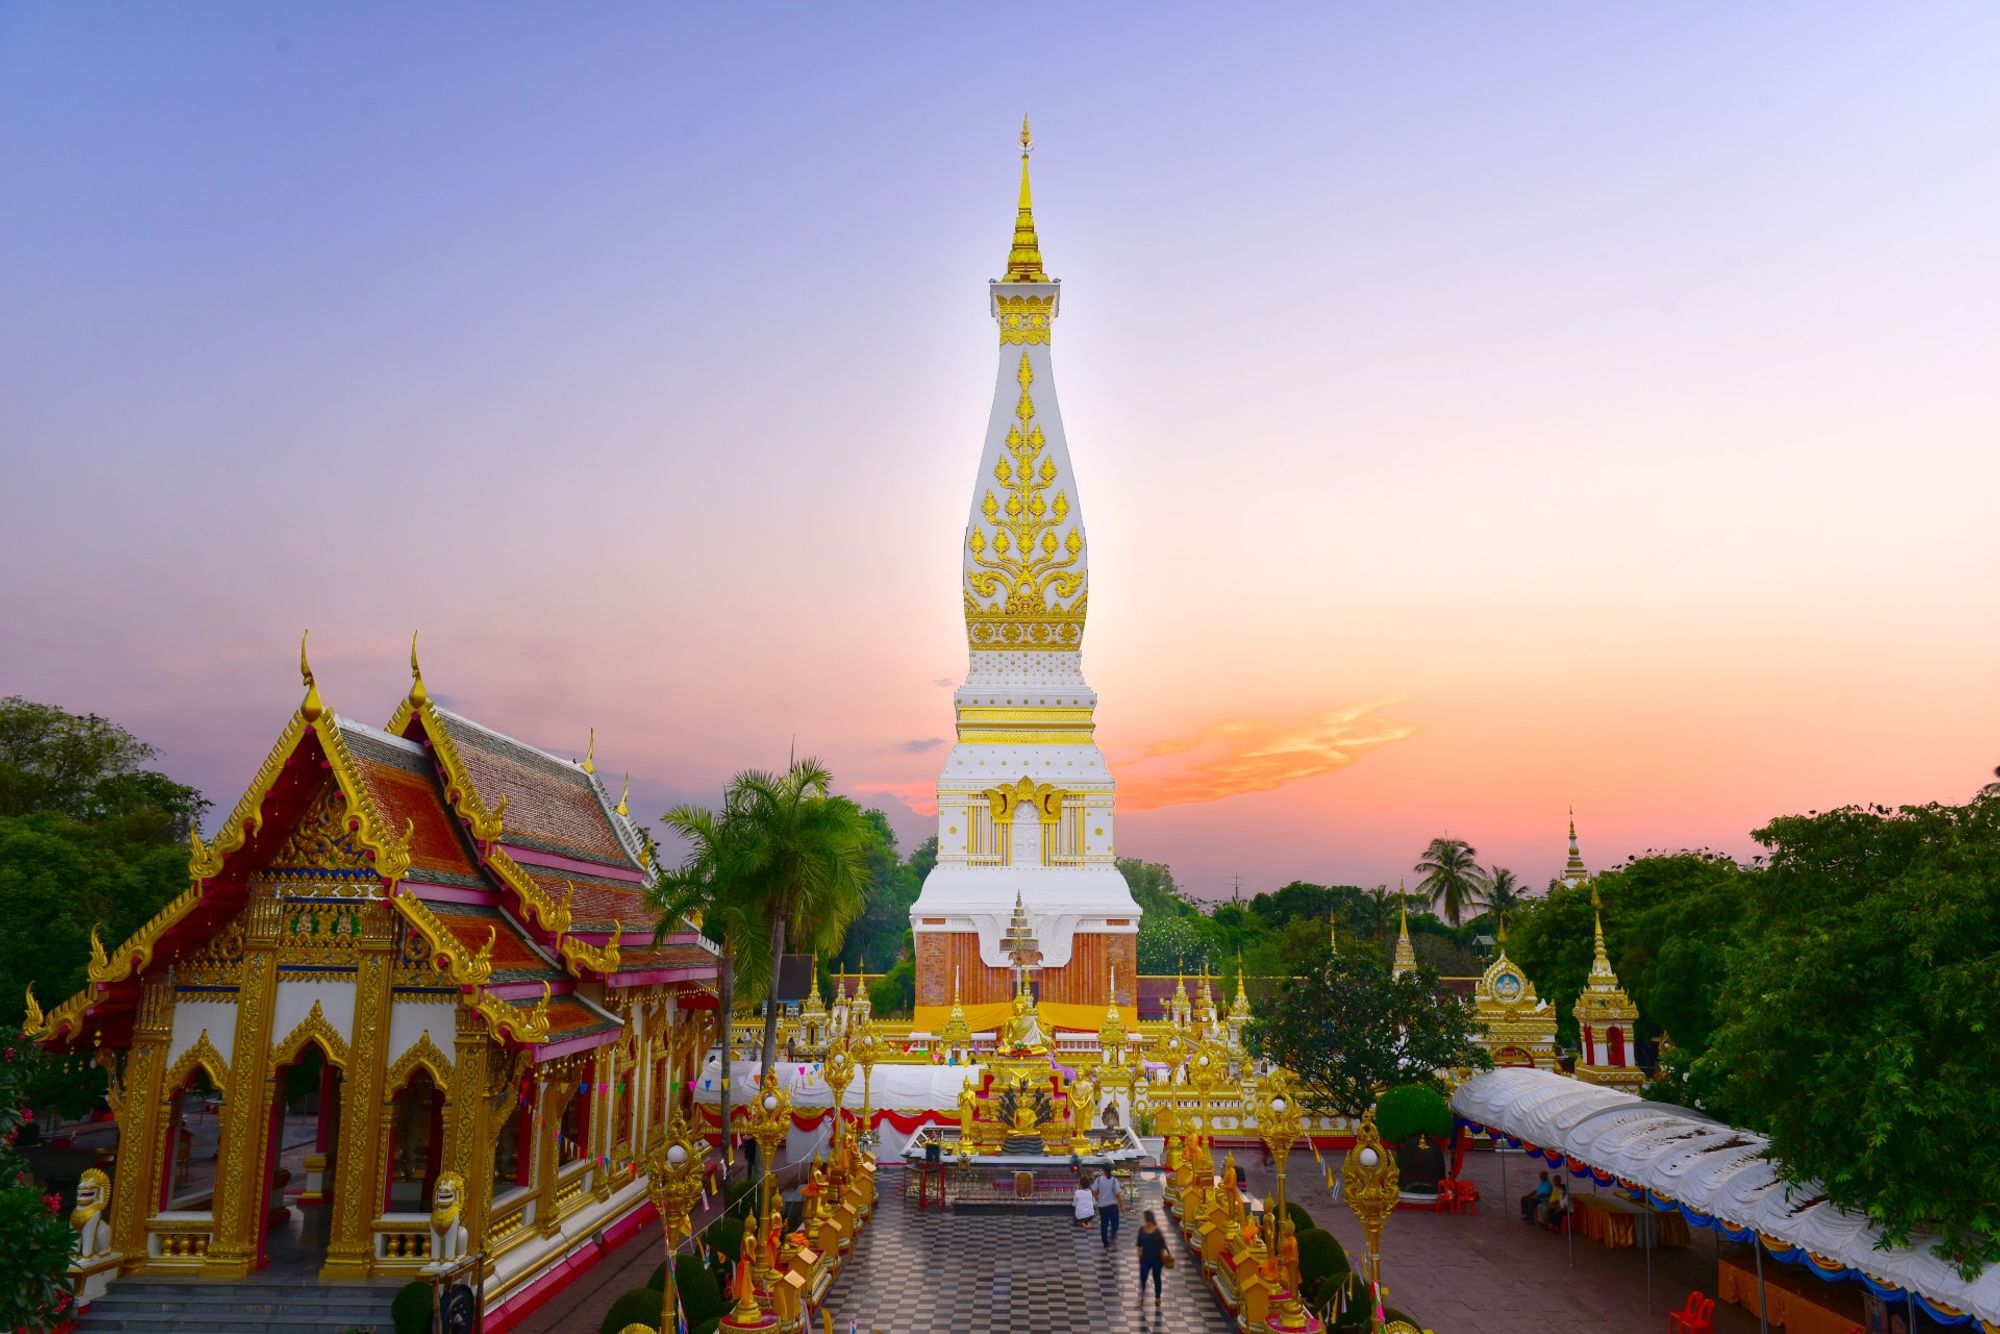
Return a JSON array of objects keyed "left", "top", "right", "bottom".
[{"left": 910, "top": 119, "right": 1139, "bottom": 1035}]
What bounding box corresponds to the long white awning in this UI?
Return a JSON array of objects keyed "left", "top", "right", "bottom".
[{"left": 1451, "top": 1068, "right": 1999, "bottom": 1326}]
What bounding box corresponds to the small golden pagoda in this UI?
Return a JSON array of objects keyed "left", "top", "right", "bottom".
[
  {"left": 1391, "top": 884, "right": 1418, "bottom": 978},
  {"left": 1572, "top": 884, "right": 1644, "bottom": 1089},
  {"left": 1471, "top": 918, "right": 1557, "bottom": 1070}
]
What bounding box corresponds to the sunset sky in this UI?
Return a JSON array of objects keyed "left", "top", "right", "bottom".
[{"left": 4, "top": 5, "right": 1996, "bottom": 900}]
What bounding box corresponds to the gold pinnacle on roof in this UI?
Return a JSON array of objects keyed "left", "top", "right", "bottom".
[
  {"left": 1004, "top": 114, "right": 1047, "bottom": 282},
  {"left": 1587, "top": 882, "right": 1617, "bottom": 984},
  {"left": 299, "top": 630, "right": 324, "bottom": 723},
  {"left": 1329, "top": 916, "right": 1338, "bottom": 953},
  {"left": 581, "top": 727, "right": 595, "bottom": 775},
  {"left": 408, "top": 630, "right": 427, "bottom": 707},
  {"left": 615, "top": 773, "right": 629, "bottom": 818},
  {"left": 1099, "top": 962, "right": 1127, "bottom": 1048},
  {"left": 940, "top": 967, "right": 973, "bottom": 1046},
  {"left": 1392, "top": 881, "right": 1418, "bottom": 978},
  {"left": 802, "top": 956, "right": 825, "bottom": 1015},
  {"left": 1562, "top": 806, "right": 1589, "bottom": 884}
]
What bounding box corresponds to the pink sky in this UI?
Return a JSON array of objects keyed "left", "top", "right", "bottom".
[{"left": 3, "top": 7, "right": 1996, "bottom": 899}]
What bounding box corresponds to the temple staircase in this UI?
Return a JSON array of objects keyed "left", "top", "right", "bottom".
[{"left": 75, "top": 1272, "right": 409, "bottom": 1333}]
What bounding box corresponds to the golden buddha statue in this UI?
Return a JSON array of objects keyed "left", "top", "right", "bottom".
[
  {"left": 1002, "top": 985, "right": 1046, "bottom": 1052},
  {"left": 1279, "top": 1216, "right": 1301, "bottom": 1290},
  {"left": 957, "top": 1075, "right": 979, "bottom": 1153}
]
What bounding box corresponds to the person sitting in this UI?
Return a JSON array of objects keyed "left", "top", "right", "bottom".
[
  {"left": 1542, "top": 1179, "right": 1569, "bottom": 1230},
  {"left": 1073, "top": 1177, "right": 1096, "bottom": 1231},
  {"left": 1520, "top": 1170, "right": 1551, "bottom": 1223}
]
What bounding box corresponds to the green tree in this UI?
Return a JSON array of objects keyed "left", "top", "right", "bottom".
[
  {"left": 727, "top": 761, "right": 872, "bottom": 1087},
  {"left": 651, "top": 792, "right": 766, "bottom": 1162},
  {"left": 1413, "top": 837, "right": 1489, "bottom": 927},
  {"left": 0, "top": 1036, "right": 81, "bottom": 1332},
  {"left": 1478, "top": 866, "right": 1525, "bottom": 923},
  {"left": 1136, "top": 912, "right": 1211, "bottom": 977},
  {"left": 834, "top": 810, "right": 916, "bottom": 973},
  {"left": 1699, "top": 797, "right": 2000, "bottom": 1277},
  {"left": 1247, "top": 948, "right": 1489, "bottom": 1116},
  {"left": 0, "top": 697, "right": 208, "bottom": 843}
]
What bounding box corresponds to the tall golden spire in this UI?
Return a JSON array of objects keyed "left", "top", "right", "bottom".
[
  {"left": 1004, "top": 114, "right": 1047, "bottom": 282},
  {"left": 615, "top": 773, "right": 630, "bottom": 818},
  {"left": 581, "top": 727, "right": 595, "bottom": 775},
  {"left": 1392, "top": 880, "right": 1417, "bottom": 978},
  {"left": 1562, "top": 806, "right": 1589, "bottom": 885},
  {"left": 299, "top": 630, "right": 324, "bottom": 723}
]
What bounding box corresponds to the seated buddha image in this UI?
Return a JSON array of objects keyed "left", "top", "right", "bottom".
[{"left": 1003, "top": 987, "right": 1047, "bottom": 1052}]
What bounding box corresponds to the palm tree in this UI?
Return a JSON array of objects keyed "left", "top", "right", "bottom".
[
  {"left": 650, "top": 786, "right": 767, "bottom": 1170},
  {"left": 1414, "top": 837, "right": 1490, "bottom": 927},
  {"left": 1481, "top": 866, "right": 1525, "bottom": 924},
  {"left": 1363, "top": 884, "right": 1398, "bottom": 942},
  {"left": 731, "top": 759, "right": 872, "bottom": 1086}
]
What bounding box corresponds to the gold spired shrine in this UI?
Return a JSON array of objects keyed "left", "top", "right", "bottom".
[
  {"left": 909, "top": 115, "right": 1141, "bottom": 1038},
  {"left": 26, "top": 637, "right": 720, "bottom": 1326}
]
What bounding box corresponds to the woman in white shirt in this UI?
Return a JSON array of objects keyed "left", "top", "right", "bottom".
[{"left": 1073, "top": 1178, "right": 1096, "bottom": 1230}]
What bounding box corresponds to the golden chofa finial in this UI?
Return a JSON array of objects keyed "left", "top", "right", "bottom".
[
  {"left": 299, "top": 630, "right": 324, "bottom": 723},
  {"left": 615, "top": 773, "right": 629, "bottom": 818},
  {"left": 408, "top": 631, "right": 428, "bottom": 707},
  {"left": 1005, "top": 114, "right": 1047, "bottom": 282},
  {"left": 581, "top": 727, "right": 595, "bottom": 775}
]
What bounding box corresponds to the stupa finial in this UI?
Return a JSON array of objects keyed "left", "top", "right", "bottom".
[
  {"left": 1004, "top": 115, "right": 1047, "bottom": 282},
  {"left": 408, "top": 630, "right": 427, "bottom": 707}
]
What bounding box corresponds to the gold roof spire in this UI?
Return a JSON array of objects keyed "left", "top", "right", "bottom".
[
  {"left": 581, "top": 727, "right": 595, "bottom": 775},
  {"left": 408, "top": 631, "right": 428, "bottom": 707},
  {"left": 299, "top": 630, "right": 324, "bottom": 723},
  {"left": 1004, "top": 114, "right": 1047, "bottom": 282},
  {"left": 615, "top": 773, "right": 630, "bottom": 818},
  {"left": 1329, "top": 915, "right": 1338, "bottom": 953}
]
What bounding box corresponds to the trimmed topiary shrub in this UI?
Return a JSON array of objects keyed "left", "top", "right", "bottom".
[
  {"left": 1295, "top": 1225, "right": 1349, "bottom": 1310},
  {"left": 1285, "top": 1200, "right": 1315, "bottom": 1235},
  {"left": 707, "top": 1216, "right": 745, "bottom": 1274},
  {"left": 1373, "top": 1083, "right": 1451, "bottom": 1147},
  {"left": 390, "top": 1280, "right": 432, "bottom": 1334},
  {"left": 691, "top": 1319, "right": 720, "bottom": 1334},
  {"left": 601, "top": 1287, "right": 665, "bottom": 1334},
  {"left": 673, "top": 1252, "right": 726, "bottom": 1327},
  {"left": 647, "top": 1261, "right": 667, "bottom": 1290}
]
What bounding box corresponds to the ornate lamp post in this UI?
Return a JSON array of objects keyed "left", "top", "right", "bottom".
[
  {"left": 1340, "top": 1110, "right": 1401, "bottom": 1310},
  {"left": 1254, "top": 1069, "right": 1317, "bottom": 1332},
  {"left": 853, "top": 1024, "right": 881, "bottom": 1150},
  {"left": 822, "top": 1041, "right": 856, "bottom": 1173},
  {"left": 641, "top": 1107, "right": 708, "bottom": 1334},
  {"left": 744, "top": 1070, "right": 791, "bottom": 1221}
]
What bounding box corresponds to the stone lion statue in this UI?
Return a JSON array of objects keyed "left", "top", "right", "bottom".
[
  {"left": 72, "top": 1168, "right": 112, "bottom": 1259},
  {"left": 429, "top": 1171, "right": 468, "bottom": 1264}
]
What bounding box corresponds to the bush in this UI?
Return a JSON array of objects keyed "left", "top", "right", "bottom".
[
  {"left": 647, "top": 1261, "right": 666, "bottom": 1290},
  {"left": 390, "top": 1280, "right": 433, "bottom": 1334},
  {"left": 1373, "top": 1083, "right": 1451, "bottom": 1147},
  {"left": 601, "top": 1287, "right": 665, "bottom": 1334},
  {"left": 673, "top": 1252, "right": 725, "bottom": 1327},
  {"left": 1285, "top": 1200, "right": 1315, "bottom": 1235},
  {"left": 1295, "top": 1226, "right": 1348, "bottom": 1309},
  {"left": 707, "top": 1215, "right": 744, "bottom": 1271},
  {"left": 691, "top": 1320, "right": 720, "bottom": 1334}
]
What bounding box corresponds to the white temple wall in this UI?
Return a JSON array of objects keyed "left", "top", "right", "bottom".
[{"left": 167, "top": 994, "right": 237, "bottom": 1068}]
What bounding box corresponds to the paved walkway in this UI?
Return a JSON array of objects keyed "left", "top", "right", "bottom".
[
  {"left": 1227, "top": 1143, "right": 1770, "bottom": 1334},
  {"left": 520, "top": 1146, "right": 1803, "bottom": 1333},
  {"left": 822, "top": 1173, "right": 1229, "bottom": 1334}
]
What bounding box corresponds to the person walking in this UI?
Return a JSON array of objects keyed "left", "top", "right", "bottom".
[
  {"left": 1092, "top": 1169, "right": 1122, "bottom": 1247},
  {"left": 1134, "top": 1209, "right": 1167, "bottom": 1306}
]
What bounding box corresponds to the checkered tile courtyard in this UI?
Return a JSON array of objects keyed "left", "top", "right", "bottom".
[{"left": 821, "top": 1168, "right": 1233, "bottom": 1334}]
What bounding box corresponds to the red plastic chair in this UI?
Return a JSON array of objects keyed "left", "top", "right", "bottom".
[
  {"left": 1434, "top": 1178, "right": 1456, "bottom": 1213},
  {"left": 1666, "top": 1291, "right": 1714, "bottom": 1333},
  {"left": 1454, "top": 1179, "right": 1480, "bottom": 1216}
]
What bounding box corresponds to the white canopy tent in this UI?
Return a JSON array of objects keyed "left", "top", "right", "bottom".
[{"left": 1452, "top": 1068, "right": 2000, "bottom": 1327}]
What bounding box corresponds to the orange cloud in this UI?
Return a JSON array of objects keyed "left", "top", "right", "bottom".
[{"left": 1113, "top": 698, "right": 1416, "bottom": 811}]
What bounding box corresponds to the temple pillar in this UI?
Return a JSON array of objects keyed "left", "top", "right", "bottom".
[
  {"left": 204, "top": 903, "right": 281, "bottom": 1278},
  {"left": 108, "top": 981, "right": 173, "bottom": 1261},
  {"left": 322, "top": 914, "right": 394, "bottom": 1279},
  {"left": 536, "top": 1079, "right": 578, "bottom": 1236},
  {"left": 444, "top": 1011, "right": 495, "bottom": 1256}
]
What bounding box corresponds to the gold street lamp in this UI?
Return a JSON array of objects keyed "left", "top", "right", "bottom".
[
  {"left": 641, "top": 1107, "right": 708, "bottom": 1334},
  {"left": 1254, "top": 1069, "right": 1316, "bottom": 1332},
  {"left": 822, "top": 1041, "right": 856, "bottom": 1172},
  {"left": 745, "top": 1070, "right": 792, "bottom": 1220},
  {"left": 1340, "top": 1109, "right": 1401, "bottom": 1302},
  {"left": 853, "top": 1023, "right": 881, "bottom": 1150}
]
